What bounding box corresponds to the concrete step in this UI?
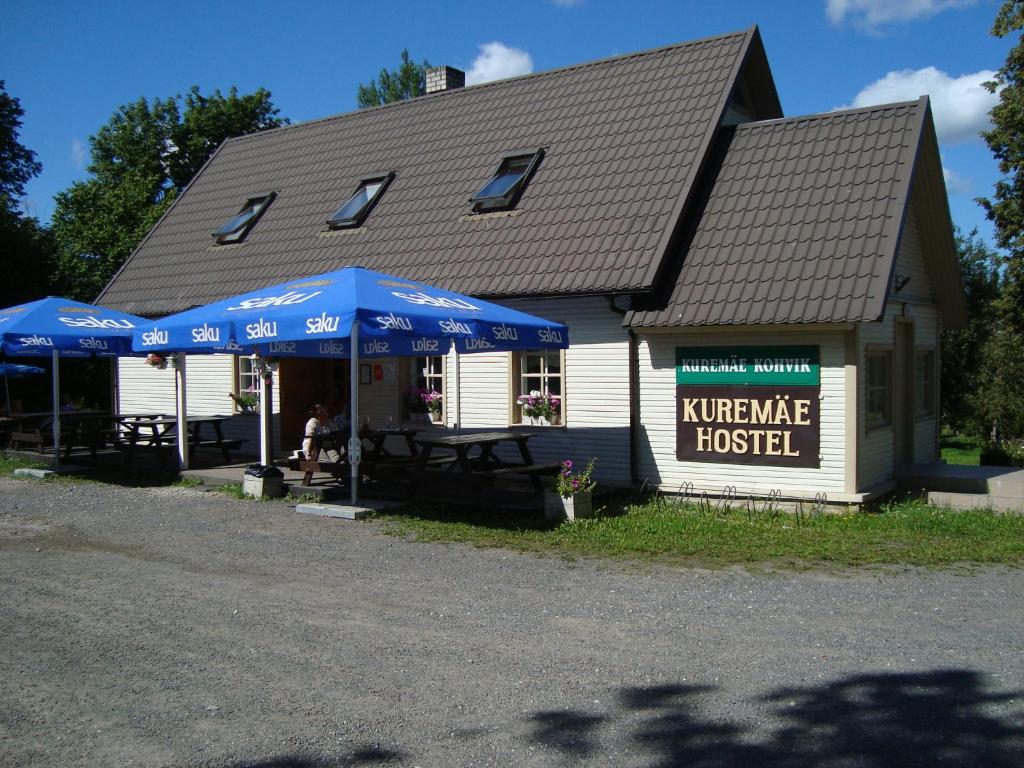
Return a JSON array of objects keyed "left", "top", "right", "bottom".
[
  {"left": 898, "top": 462, "right": 1024, "bottom": 495},
  {"left": 928, "top": 490, "right": 1024, "bottom": 513}
]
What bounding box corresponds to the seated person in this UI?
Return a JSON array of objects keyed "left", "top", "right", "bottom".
[{"left": 301, "top": 404, "right": 342, "bottom": 462}]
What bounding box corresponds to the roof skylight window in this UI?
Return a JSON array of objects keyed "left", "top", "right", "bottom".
[
  {"left": 212, "top": 193, "right": 275, "bottom": 244},
  {"left": 328, "top": 172, "right": 394, "bottom": 229},
  {"left": 470, "top": 150, "right": 543, "bottom": 213}
]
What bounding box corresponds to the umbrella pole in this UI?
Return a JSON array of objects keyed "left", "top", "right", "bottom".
[
  {"left": 4, "top": 373, "right": 10, "bottom": 415},
  {"left": 51, "top": 350, "right": 61, "bottom": 468},
  {"left": 259, "top": 364, "right": 271, "bottom": 466},
  {"left": 452, "top": 339, "right": 461, "bottom": 434},
  {"left": 349, "top": 322, "right": 360, "bottom": 506},
  {"left": 175, "top": 354, "right": 189, "bottom": 470}
]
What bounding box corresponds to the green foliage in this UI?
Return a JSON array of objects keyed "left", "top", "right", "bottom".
[
  {"left": 978, "top": 3, "right": 1024, "bottom": 438},
  {"left": 941, "top": 229, "right": 1002, "bottom": 433},
  {"left": 0, "top": 455, "right": 48, "bottom": 476},
  {"left": 940, "top": 431, "right": 982, "bottom": 465},
  {"left": 357, "top": 49, "right": 431, "bottom": 108},
  {"left": 0, "top": 205, "right": 55, "bottom": 307},
  {"left": 0, "top": 81, "right": 41, "bottom": 209},
  {"left": 51, "top": 86, "right": 287, "bottom": 301},
  {"left": 555, "top": 458, "right": 596, "bottom": 498},
  {"left": 980, "top": 439, "right": 1024, "bottom": 466},
  {"left": 0, "top": 81, "right": 54, "bottom": 306}
]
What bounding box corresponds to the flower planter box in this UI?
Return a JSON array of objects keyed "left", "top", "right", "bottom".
[
  {"left": 527, "top": 414, "right": 560, "bottom": 426},
  {"left": 544, "top": 490, "right": 593, "bottom": 522}
]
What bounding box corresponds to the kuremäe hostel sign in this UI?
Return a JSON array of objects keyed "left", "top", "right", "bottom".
[{"left": 675, "top": 346, "right": 820, "bottom": 468}]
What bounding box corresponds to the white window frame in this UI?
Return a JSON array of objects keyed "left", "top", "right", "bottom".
[
  {"left": 411, "top": 355, "right": 445, "bottom": 423},
  {"left": 233, "top": 356, "right": 261, "bottom": 413},
  {"left": 865, "top": 349, "right": 892, "bottom": 430},
  {"left": 510, "top": 349, "right": 565, "bottom": 426}
]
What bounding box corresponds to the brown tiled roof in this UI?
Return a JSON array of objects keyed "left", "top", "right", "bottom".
[
  {"left": 626, "top": 98, "right": 963, "bottom": 327},
  {"left": 99, "top": 28, "right": 778, "bottom": 316}
]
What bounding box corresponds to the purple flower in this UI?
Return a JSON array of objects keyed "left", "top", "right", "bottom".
[{"left": 564, "top": 460, "right": 573, "bottom": 470}]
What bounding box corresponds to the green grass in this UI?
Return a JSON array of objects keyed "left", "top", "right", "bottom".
[
  {"left": 941, "top": 432, "right": 983, "bottom": 465},
  {"left": 374, "top": 496, "right": 1024, "bottom": 568},
  {"left": 0, "top": 455, "right": 48, "bottom": 476},
  {"left": 216, "top": 482, "right": 249, "bottom": 499}
]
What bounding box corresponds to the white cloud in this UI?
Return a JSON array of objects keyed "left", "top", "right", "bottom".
[
  {"left": 465, "top": 42, "right": 534, "bottom": 86},
  {"left": 826, "top": 0, "right": 976, "bottom": 28},
  {"left": 70, "top": 137, "right": 86, "bottom": 170},
  {"left": 842, "top": 66, "right": 997, "bottom": 143},
  {"left": 941, "top": 158, "right": 972, "bottom": 195}
]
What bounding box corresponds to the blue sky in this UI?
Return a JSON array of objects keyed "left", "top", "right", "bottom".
[{"left": 1, "top": 0, "right": 1014, "bottom": 246}]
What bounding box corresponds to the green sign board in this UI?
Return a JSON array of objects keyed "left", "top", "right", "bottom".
[{"left": 675, "top": 345, "right": 820, "bottom": 386}]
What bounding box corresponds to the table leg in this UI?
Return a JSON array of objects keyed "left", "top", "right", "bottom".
[
  {"left": 516, "top": 439, "right": 543, "bottom": 492},
  {"left": 456, "top": 446, "right": 483, "bottom": 502},
  {"left": 213, "top": 421, "right": 231, "bottom": 464},
  {"left": 412, "top": 444, "right": 433, "bottom": 498}
]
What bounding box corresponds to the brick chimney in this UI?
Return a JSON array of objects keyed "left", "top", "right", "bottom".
[{"left": 425, "top": 66, "right": 466, "bottom": 94}]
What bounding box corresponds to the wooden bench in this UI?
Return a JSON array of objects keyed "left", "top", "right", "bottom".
[
  {"left": 475, "top": 462, "right": 562, "bottom": 478},
  {"left": 10, "top": 430, "right": 47, "bottom": 453}
]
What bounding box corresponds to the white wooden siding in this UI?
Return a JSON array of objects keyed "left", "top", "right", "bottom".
[
  {"left": 635, "top": 330, "right": 848, "bottom": 498},
  {"left": 448, "top": 296, "right": 632, "bottom": 484},
  {"left": 893, "top": 201, "right": 935, "bottom": 304},
  {"left": 858, "top": 307, "right": 895, "bottom": 489},
  {"left": 858, "top": 206, "right": 942, "bottom": 484},
  {"left": 117, "top": 354, "right": 280, "bottom": 456}
]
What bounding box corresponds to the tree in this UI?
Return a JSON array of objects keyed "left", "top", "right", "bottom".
[
  {"left": 0, "top": 81, "right": 53, "bottom": 307},
  {"left": 0, "top": 80, "right": 42, "bottom": 210},
  {"left": 941, "top": 230, "right": 1002, "bottom": 433},
  {"left": 981, "top": 2, "right": 1024, "bottom": 332},
  {"left": 357, "top": 49, "right": 431, "bottom": 108},
  {"left": 52, "top": 86, "right": 287, "bottom": 301},
  {"left": 977, "top": 1, "right": 1024, "bottom": 438}
]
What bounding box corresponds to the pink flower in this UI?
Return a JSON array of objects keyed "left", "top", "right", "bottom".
[{"left": 564, "top": 460, "right": 573, "bottom": 469}]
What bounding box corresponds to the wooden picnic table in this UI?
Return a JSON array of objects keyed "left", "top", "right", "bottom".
[
  {"left": 61, "top": 412, "right": 165, "bottom": 459},
  {"left": 297, "top": 427, "right": 419, "bottom": 487},
  {"left": 115, "top": 415, "right": 241, "bottom": 467},
  {"left": 412, "top": 431, "right": 559, "bottom": 498}
]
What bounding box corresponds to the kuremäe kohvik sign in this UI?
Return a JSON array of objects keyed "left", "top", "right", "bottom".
[
  {"left": 676, "top": 345, "right": 821, "bottom": 468},
  {"left": 131, "top": 267, "right": 568, "bottom": 356},
  {"left": 0, "top": 298, "right": 144, "bottom": 357}
]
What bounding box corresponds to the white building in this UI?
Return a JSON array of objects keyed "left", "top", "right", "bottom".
[{"left": 100, "top": 28, "right": 965, "bottom": 503}]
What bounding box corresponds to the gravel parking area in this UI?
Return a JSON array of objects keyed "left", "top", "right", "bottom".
[{"left": 1, "top": 477, "right": 1022, "bottom": 767}]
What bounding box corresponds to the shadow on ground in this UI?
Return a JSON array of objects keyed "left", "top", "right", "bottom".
[
  {"left": 528, "top": 669, "right": 1024, "bottom": 767},
  {"left": 220, "top": 745, "right": 404, "bottom": 767}
]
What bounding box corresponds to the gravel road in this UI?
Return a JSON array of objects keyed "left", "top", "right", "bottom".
[{"left": 0, "top": 476, "right": 1022, "bottom": 767}]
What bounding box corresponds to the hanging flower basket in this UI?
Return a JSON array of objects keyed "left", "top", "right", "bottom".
[{"left": 145, "top": 353, "right": 168, "bottom": 370}]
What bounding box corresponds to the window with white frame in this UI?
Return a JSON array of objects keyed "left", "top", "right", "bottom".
[
  {"left": 512, "top": 349, "right": 563, "bottom": 425},
  {"left": 234, "top": 356, "right": 261, "bottom": 412},
  {"left": 916, "top": 350, "right": 936, "bottom": 417},
  {"left": 866, "top": 350, "right": 892, "bottom": 429},
  {"left": 411, "top": 355, "right": 444, "bottom": 422}
]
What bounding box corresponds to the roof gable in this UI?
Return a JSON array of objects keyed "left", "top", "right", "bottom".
[
  {"left": 626, "top": 98, "right": 962, "bottom": 328},
  {"left": 99, "top": 28, "right": 773, "bottom": 316}
]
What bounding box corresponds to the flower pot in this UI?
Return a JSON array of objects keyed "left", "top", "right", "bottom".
[{"left": 544, "top": 490, "right": 593, "bottom": 522}]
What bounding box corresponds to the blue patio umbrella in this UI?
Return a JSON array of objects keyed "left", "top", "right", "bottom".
[
  {"left": 0, "top": 298, "right": 148, "bottom": 466},
  {"left": 131, "top": 267, "right": 568, "bottom": 358},
  {"left": 0, "top": 363, "right": 45, "bottom": 414},
  {"left": 132, "top": 267, "right": 569, "bottom": 504}
]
